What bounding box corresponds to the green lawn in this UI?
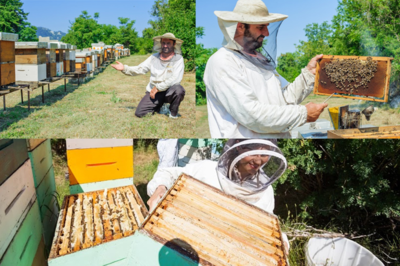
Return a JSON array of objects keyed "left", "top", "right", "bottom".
[{"left": 0, "top": 55, "right": 195, "bottom": 138}]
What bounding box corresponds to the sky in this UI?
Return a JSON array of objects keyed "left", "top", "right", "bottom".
[
  {"left": 21, "top": 0, "right": 155, "bottom": 37},
  {"left": 197, "top": 0, "right": 339, "bottom": 56}
]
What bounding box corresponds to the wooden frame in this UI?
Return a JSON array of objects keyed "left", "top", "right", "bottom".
[
  {"left": 49, "top": 185, "right": 148, "bottom": 258},
  {"left": 314, "top": 55, "right": 394, "bottom": 102},
  {"left": 327, "top": 125, "right": 400, "bottom": 139},
  {"left": 142, "top": 174, "right": 288, "bottom": 266}
]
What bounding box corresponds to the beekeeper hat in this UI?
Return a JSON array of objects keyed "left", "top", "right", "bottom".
[
  {"left": 153, "top": 33, "right": 183, "bottom": 54},
  {"left": 214, "top": 0, "right": 288, "bottom": 24}
]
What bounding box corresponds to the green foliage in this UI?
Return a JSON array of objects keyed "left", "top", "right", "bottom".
[
  {"left": 0, "top": 0, "right": 37, "bottom": 41},
  {"left": 278, "top": 0, "right": 400, "bottom": 90},
  {"left": 276, "top": 139, "right": 400, "bottom": 228},
  {"left": 147, "top": 0, "right": 197, "bottom": 71},
  {"left": 196, "top": 42, "right": 217, "bottom": 105},
  {"left": 61, "top": 11, "right": 103, "bottom": 49}
]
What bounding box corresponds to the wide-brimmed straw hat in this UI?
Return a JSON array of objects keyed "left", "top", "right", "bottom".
[
  {"left": 153, "top": 33, "right": 183, "bottom": 54},
  {"left": 214, "top": 0, "right": 288, "bottom": 24}
]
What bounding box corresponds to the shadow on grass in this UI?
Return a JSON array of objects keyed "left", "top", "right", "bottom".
[{"left": 0, "top": 81, "right": 82, "bottom": 132}]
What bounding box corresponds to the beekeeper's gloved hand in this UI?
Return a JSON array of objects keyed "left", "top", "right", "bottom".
[{"left": 147, "top": 185, "right": 167, "bottom": 212}]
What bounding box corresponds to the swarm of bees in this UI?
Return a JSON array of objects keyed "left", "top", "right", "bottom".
[{"left": 321, "top": 57, "right": 378, "bottom": 94}]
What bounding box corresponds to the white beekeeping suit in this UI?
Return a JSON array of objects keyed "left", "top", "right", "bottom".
[
  {"left": 157, "top": 139, "right": 179, "bottom": 170},
  {"left": 147, "top": 139, "right": 290, "bottom": 251},
  {"left": 204, "top": 0, "right": 316, "bottom": 138}
]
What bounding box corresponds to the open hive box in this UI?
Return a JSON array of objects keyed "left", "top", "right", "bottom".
[
  {"left": 137, "top": 174, "right": 287, "bottom": 266},
  {"left": 48, "top": 185, "right": 148, "bottom": 266},
  {"left": 314, "top": 55, "right": 393, "bottom": 102},
  {"left": 327, "top": 125, "right": 400, "bottom": 139}
]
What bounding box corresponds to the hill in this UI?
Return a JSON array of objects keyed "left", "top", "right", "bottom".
[{"left": 36, "top": 26, "right": 66, "bottom": 41}]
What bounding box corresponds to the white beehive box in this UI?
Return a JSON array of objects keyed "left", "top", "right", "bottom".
[
  {"left": 0, "top": 160, "right": 36, "bottom": 257},
  {"left": 15, "top": 63, "right": 47, "bottom": 82}
]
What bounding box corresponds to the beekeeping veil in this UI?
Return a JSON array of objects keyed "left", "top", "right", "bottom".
[
  {"left": 215, "top": 0, "right": 288, "bottom": 80},
  {"left": 217, "top": 139, "right": 287, "bottom": 203},
  {"left": 153, "top": 32, "right": 183, "bottom": 55}
]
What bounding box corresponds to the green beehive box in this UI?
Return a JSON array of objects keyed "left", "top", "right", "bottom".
[
  {"left": 28, "top": 139, "right": 53, "bottom": 188},
  {"left": 0, "top": 200, "right": 42, "bottom": 266}
]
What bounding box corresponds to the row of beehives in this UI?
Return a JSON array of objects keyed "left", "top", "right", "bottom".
[
  {"left": 0, "top": 139, "right": 58, "bottom": 266},
  {"left": 47, "top": 174, "right": 287, "bottom": 266},
  {"left": 0, "top": 32, "right": 130, "bottom": 87}
]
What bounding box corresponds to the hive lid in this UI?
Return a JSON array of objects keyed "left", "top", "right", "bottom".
[
  {"left": 75, "top": 51, "right": 91, "bottom": 57},
  {"left": 15, "top": 42, "right": 48, "bottom": 49},
  {"left": 64, "top": 44, "right": 71, "bottom": 49},
  {"left": 50, "top": 42, "right": 66, "bottom": 49},
  {"left": 0, "top": 32, "right": 19, "bottom": 41},
  {"left": 104, "top": 45, "right": 113, "bottom": 48}
]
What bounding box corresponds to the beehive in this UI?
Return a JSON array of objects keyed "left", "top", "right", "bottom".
[
  {"left": 139, "top": 174, "right": 288, "bottom": 266},
  {"left": 63, "top": 44, "right": 71, "bottom": 73},
  {"left": 53, "top": 42, "right": 66, "bottom": 76},
  {"left": 0, "top": 159, "right": 36, "bottom": 257},
  {"left": 69, "top": 45, "right": 76, "bottom": 72},
  {"left": 0, "top": 32, "right": 18, "bottom": 86},
  {"left": 75, "top": 51, "right": 88, "bottom": 72},
  {"left": 314, "top": 55, "right": 394, "bottom": 102},
  {"left": 46, "top": 43, "right": 57, "bottom": 78},
  {"left": 48, "top": 185, "right": 148, "bottom": 266},
  {"left": 327, "top": 125, "right": 400, "bottom": 139},
  {"left": 66, "top": 139, "right": 134, "bottom": 194}
]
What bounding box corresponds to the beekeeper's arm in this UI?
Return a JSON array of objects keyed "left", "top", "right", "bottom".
[
  {"left": 121, "top": 55, "right": 152, "bottom": 76},
  {"left": 206, "top": 54, "right": 309, "bottom": 133},
  {"left": 147, "top": 167, "right": 183, "bottom": 211},
  {"left": 280, "top": 54, "right": 323, "bottom": 104}
]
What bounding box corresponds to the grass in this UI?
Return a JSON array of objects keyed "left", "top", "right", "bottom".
[
  {"left": 195, "top": 94, "right": 400, "bottom": 137},
  {"left": 134, "top": 140, "right": 159, "bottom": 208},
  {"left": 0, "top": 55, "right": 195, "bottom": 138},
  {"left": 52, "top": 149, "right": 69, "bottom": 207}
]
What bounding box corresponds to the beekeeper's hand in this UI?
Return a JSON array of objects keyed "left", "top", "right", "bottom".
[
  {"left": 150, "top": 86, "right": 159, "bottom": 99},
  {"left": 111, "top": 61, "right": 124, "bottom": 71},
  {"left": 147, "top": 185, "right": 167, "bottom": 212},
  {"left": 306, "top": 54, "right": 324, "bottom": 75},
  {"left": 305, "top": 102, "right": 328, "bottom": 122}
]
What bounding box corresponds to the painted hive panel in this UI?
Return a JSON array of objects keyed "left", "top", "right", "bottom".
[
  {"left": 0, "top": 40, "right": 15, "bottom": 62},
  {"left": 142, "top": 174, "right": 287, "bottom": 266},
  {"left": 0, "top": 160, "right": 36, "bottom": 257},
  {"left": 15, "top": 63, "right": 46, "bottom": 82},
  {"left": 67, "top": 146, "right": 133, "bottom": 185},
  {"left": 49, "top": 185, "right": 148, "bottom": 258},
  {"left": 15, "top": 49, "right": 47, "bottom": 64},
  {"left": 0, "top": 62, "right": 15, "bottom": 86},
  {"left": 0, "top": 139, "right": 28, "bottom": 186}
]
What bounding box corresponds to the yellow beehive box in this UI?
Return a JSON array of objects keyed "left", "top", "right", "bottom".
[{"left": 67, "top": 146, "right": 133, "bottom": 185}]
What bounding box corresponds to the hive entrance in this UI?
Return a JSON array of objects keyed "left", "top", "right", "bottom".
[{"left": 54, "top": 186, "right": 146, "bottom": 257}]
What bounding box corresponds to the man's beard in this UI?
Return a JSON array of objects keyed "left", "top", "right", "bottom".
[
  {"left": 162, "top": 47, "right": 173, "bottom": 54},
  {"left": 243, "top": 28, "right": 264, "bottom": 53}
]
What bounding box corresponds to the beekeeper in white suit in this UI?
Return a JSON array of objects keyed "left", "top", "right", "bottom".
[
  {"left": 147, "top": 139, "right": 290, "bottom": 254},
  {"left": 204, "top": 0, "right": 328, "bottom": 138}
]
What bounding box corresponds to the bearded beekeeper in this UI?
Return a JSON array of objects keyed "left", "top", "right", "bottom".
[
  {"left": 111, "top": 33, "right": 185, "bottom": 118},
  {"left": 147, "top": 139, "right": 290, "bottom": 254},
  {"left": 204, "top": 0, "right": 328, "bottom": 138}
]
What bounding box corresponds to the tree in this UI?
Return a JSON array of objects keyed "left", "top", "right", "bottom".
[
  {"left": 113, "top": 17, "right": 139, "bottom": 53},
  {"left": 61, "top": 11, "right": 103, "bottom": 49},
  {"left": 0, "top": 0, "right": 37, "bottom": 41}
]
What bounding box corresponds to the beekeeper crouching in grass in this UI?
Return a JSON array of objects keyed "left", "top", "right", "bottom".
[
  {"left": 204, "top": 0, "right": 328, "bottom": 138},
  {"left": 112, "top": 33, "right": 185, "bottom": 118},
  {"left": 147, "top": 139, "right": 291, "bottom": 254}
]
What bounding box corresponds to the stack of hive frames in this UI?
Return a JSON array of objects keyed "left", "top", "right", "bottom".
[
  {"left": 0, "top": 32, "right": 18, "bottom": 86},
  {"left": 48, "top": 185, "right": 148, "bottom": 265},
  {"left": 53, "top": 42, "right": 65, "bottom": 76},
  {"left": 46, "top": 43, "right": 57, "bottom": 78},
  {"left": 63, "top": 44, "right": 71, "bottom": 73},
  {"left": 15, "top": 42, "right": 47, "bottom": 83},
  {"left": 69, "top": 45, "right": 76, "bottom": 73},
  {"left": 140, "top": 174, "right": 287, "bottom": 266},
  {"left": 74, "top": 51, "right": 88, "bottom": 72}
]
